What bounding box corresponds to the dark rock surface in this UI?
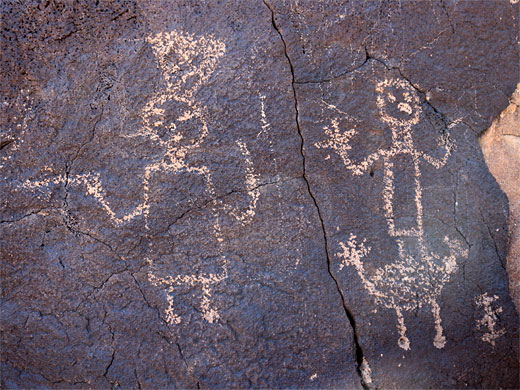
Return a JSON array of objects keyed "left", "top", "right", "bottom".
[{"left": 1, "top": 1, "right": 518, "bottom": 389}]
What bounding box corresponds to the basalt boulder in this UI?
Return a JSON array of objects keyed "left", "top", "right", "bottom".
[{"left": 1, "top": 1, "right": 518, "bottom": 388}]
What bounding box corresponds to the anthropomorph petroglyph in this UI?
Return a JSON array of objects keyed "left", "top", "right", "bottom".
[
  {"left": 141, "top": 31, "right": 260, "bottom": 325},
  {"left": 316, "top": 77, "right": 468, "bottom": 350},
  {"left": 475, "top": 293, "right": 506, "bottom": 346},
  {"left": 23, "top": 31, "right": 258, "bottom": 229},
  {"left": 22, "top": 30, "right": 260, "bottom": 325}
]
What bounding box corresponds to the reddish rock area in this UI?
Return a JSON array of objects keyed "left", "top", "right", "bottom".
[{"left": 480, "top": 84, "right": 520, "bottom": 312}]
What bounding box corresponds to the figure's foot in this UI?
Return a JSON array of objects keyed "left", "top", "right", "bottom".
[
  {"left": 433, "top": 334, "right": 446, "bottom": 349},
  {"left": 432, "top": 299, "right": 447, "bottom": 349},
  {"left": 395, "top": 307, "right": 411, "bottom": 350},
  {"left": 398, "top": 335, "right": 411, "bottom": 351}
]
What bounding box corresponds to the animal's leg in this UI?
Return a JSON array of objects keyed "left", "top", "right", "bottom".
[
  {"left": 431, "top": 299, "right": 447, "bottom": 349},
  {"left": 395, "top": 306, "right": 411, "bottom": 350}
]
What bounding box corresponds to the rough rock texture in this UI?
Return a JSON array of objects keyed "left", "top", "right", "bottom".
[
  {"left": 480, "top": 84, "right": 520, "bottom": 313},
  {"left": 1, "top": 1, "right": 518, "bottom": 389}
]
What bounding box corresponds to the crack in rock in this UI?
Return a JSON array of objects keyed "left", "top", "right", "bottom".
[{"left": 261, "top": 1, "right": 370, "bottom": 388}]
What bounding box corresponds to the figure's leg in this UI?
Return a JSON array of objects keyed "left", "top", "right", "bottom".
[
  {"left": 200, "top": 282, "right": 220, "bottom": 324},
  {"left": 395, "top": 306, "right": 411, "bottom": 350},
  {"left": 431, "top": 299, "right": 447, "bottom": 349},
  {"left": 165, "top": 287, "right": 182, "bottom": 325}
]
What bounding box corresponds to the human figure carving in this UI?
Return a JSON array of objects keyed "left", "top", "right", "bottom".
[
  {"left": 475, "top": 292, "right": 506, "bottom": 346},
  {"left": 134, "top": 30, "right": 260, "bottom": 325},
  {"left": 317, "top": 78, "right": 468, "bottom": 350},
  {"left": 23, "top": 30, "right": 260, "bottom": 325}
]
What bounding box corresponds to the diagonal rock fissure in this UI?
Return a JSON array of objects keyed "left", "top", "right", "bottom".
[
  {"left": 440, "top": 0, "right": 456, "bottom": 34},
  {"left": 261, "top": 1, "right": 370, "bottom": 388},
  {"left": 294, "top": 47, "right": 370, "bottom": 85},
  {"left": 367, "top": 54, "right": 456, "bottom": 133}
]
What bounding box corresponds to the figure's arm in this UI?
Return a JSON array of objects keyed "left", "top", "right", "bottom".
[
  {"left": 344, "top": 149, "right": 384, "bottom": 176},
  {"left": 316, "top": 118, "right": 384, "bottom": 176},
  {"left": 422, "top": 133, "right": 454, "bottom": 169},
  {"left": 219, "top": 140, "right": 259, "bottom": 225}
]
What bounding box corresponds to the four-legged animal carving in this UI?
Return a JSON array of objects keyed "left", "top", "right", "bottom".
[{"left": 317, "top": 78, "right": 468, "bottom": 350}]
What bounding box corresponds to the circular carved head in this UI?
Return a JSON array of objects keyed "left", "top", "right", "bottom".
[{"left": 376, "top": 78, "right": 421, "bottom": 130}]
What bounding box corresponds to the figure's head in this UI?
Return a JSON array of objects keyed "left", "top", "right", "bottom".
[
  {"left": 147, "top": 30, "right": 226, "bottom": 96},
  {"left": 376, "top": 78, "right": 421, "bottom": 131},
  {"left": 139, "top": 30, "right": 226, "bottom": 154}
]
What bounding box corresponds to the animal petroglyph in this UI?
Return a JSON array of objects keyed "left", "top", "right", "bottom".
[
  {"left": 475, "top": 293, "right": 506, "bottom": 346},
  {"left": 317, "top": 78, "right": 468, "bottom": 350},
  {"left": 22, "top": 30, "right": 261, "bottom": 325}
]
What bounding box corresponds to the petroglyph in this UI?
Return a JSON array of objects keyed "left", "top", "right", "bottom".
[
  {"left": 317, "top": 78, "right": 467, "bottom": 350},
  {"left": 124, "top": 31, "right": 257, "bottom": 325},
  {"left": 147, "top": 255, "right": 229, "bottom": 325},
  {"left": 475, "top": 293, "right": 506, "bottom": 346},
  {"left": 1, "top": 89, "right": 33, "bottom": 170},
  {"left": 23, "top": 172, "right": 149, "bottom": 225},
  {"left": 260, "top": 94, "right": 270, "bottom": 132},
  {"left": 21, "top": 30, "right": 261, "bottom": 325},
  {"left": 135, "top": 30, "right": 259, "bottom": 325}
]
